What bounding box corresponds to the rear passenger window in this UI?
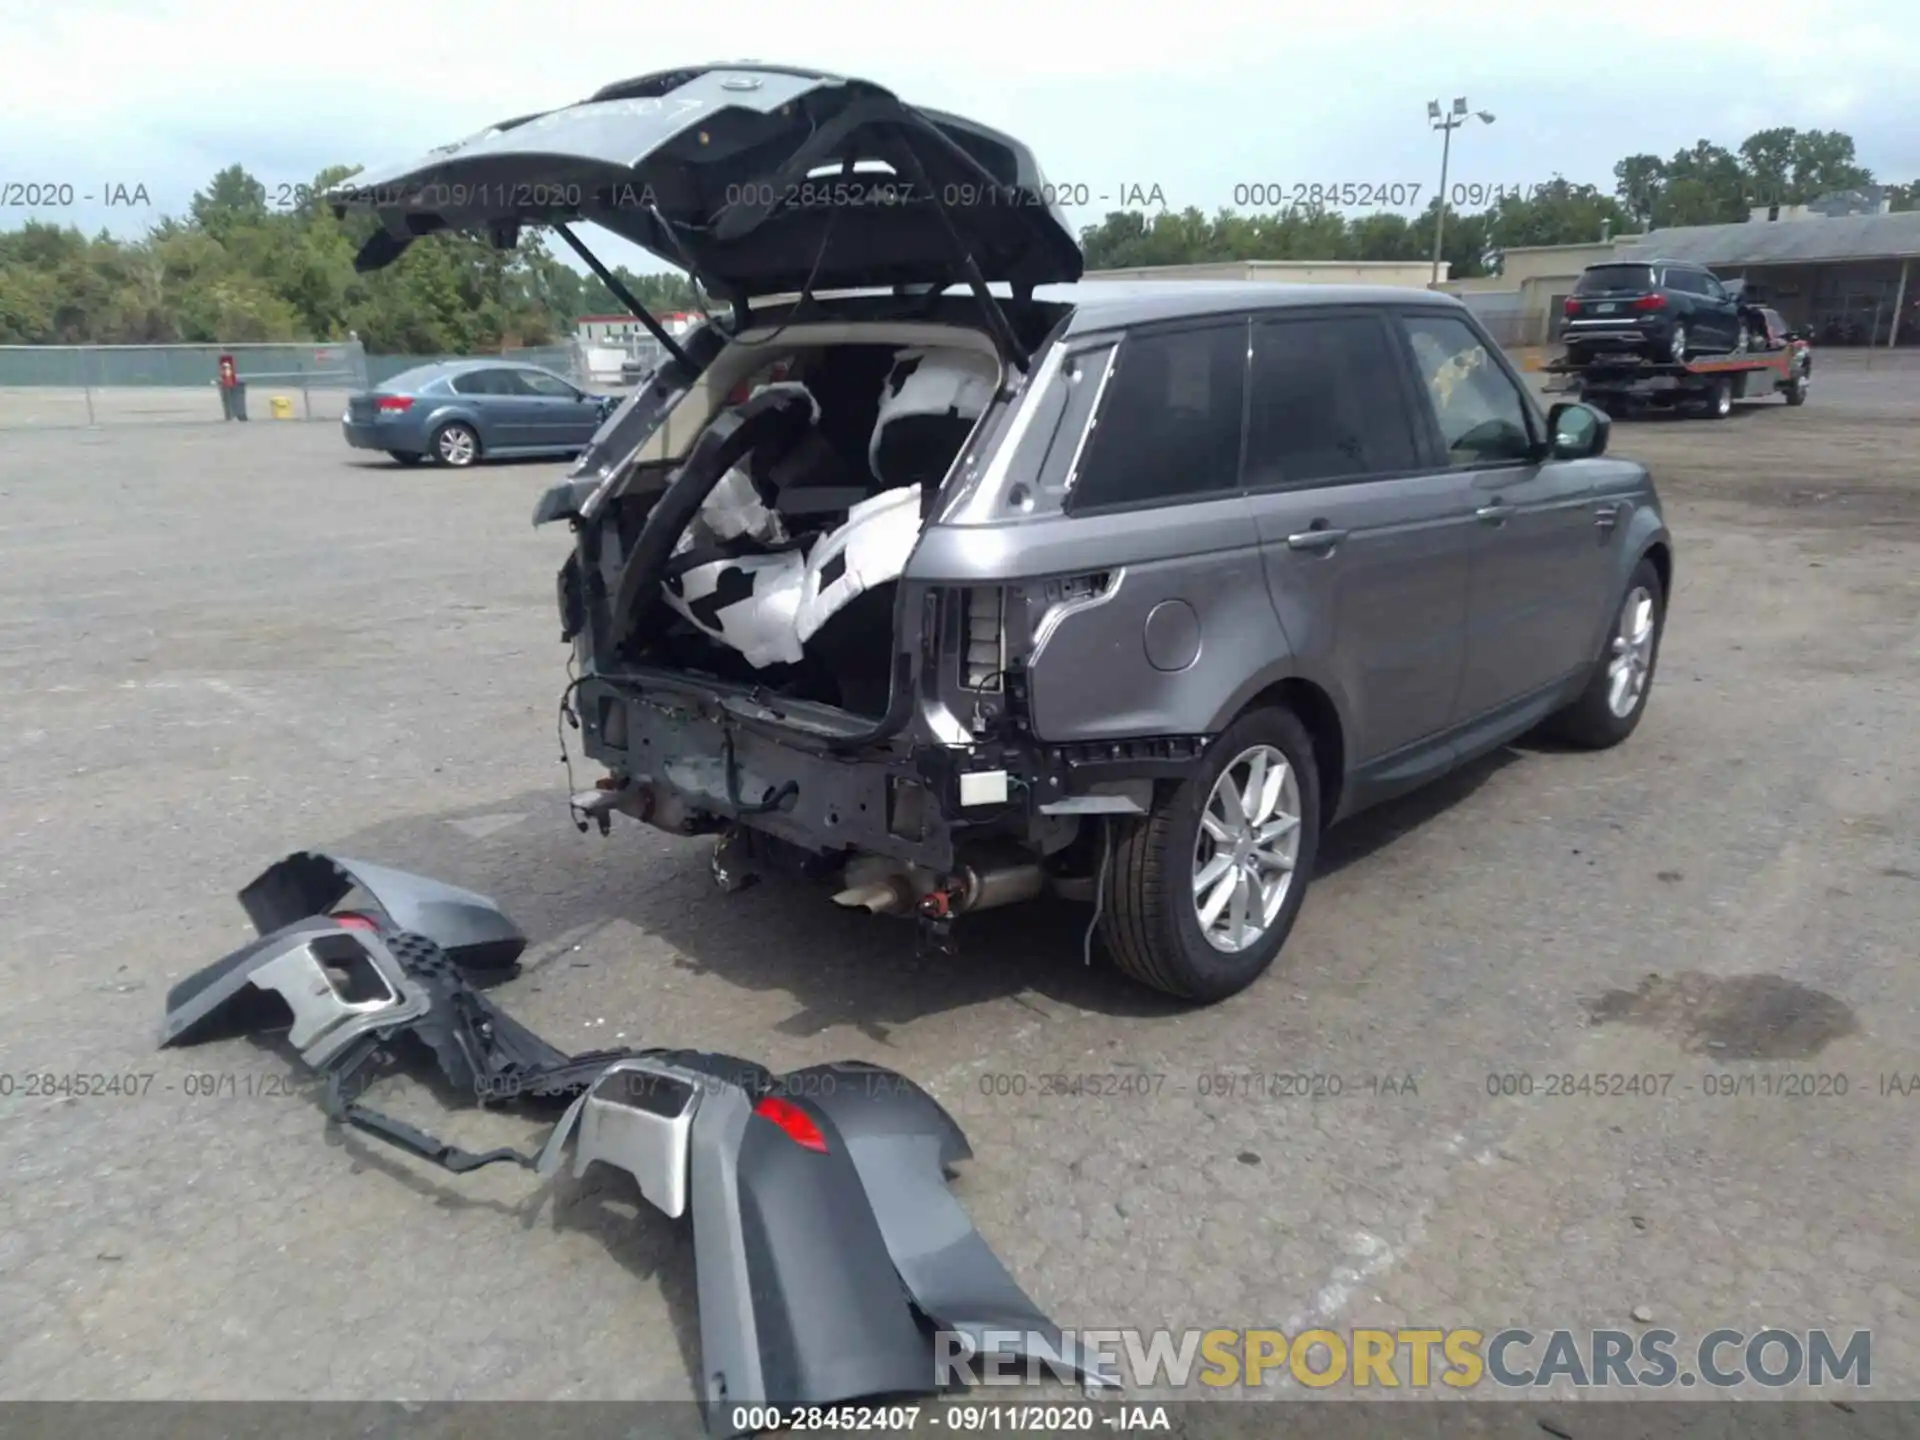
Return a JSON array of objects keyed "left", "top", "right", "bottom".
[
  {"left": 1070, "top": 323, "right": 1246, "bottom": 511},
  {"left": 451, "top": 369, "right": 508, "bottom": 396},
  {"left": 517, "top": 369, "right": 575, "bottom": 397},
  {"left": 1401, "top": 314, "right": 1535, "bottom": 467},
  {"left": 1245, "top": 315, "right": 1418, "bottom": 487}
]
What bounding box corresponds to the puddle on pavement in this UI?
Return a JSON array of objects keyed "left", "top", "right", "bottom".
[{"left": 1584, "top": 971, "right": 1857, "bottom": 1059}]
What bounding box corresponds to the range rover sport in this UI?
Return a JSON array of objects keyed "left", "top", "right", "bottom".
[{"left": 335, "top": 63, "right": 1674, "bottom": 1002}]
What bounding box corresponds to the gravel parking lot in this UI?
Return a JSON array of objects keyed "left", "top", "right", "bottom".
[{"left": 2, "top": 370, "right": 1915, "bottom": 1411}]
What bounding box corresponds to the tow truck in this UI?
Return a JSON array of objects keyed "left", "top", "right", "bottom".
[{"left": 1546, "top": 305, "right": 1812, "bottom": 420}]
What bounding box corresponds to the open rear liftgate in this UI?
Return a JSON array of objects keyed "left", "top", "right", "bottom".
[
  {"left": 161, "top": 853, "right": 1117, "bottom": 1431},
  {"left": 1547, "top": 346, "right": 1808, "bottom": 415}
]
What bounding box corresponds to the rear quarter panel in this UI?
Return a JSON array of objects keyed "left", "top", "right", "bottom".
[{"left": 911, "top": 496, "right": 1292, "bottom": 742}]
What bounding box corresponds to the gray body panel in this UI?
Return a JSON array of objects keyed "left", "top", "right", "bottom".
[
  {"left": 158, "top": 918, "right": 431, "bottom": 1063},
  {"left": 1249, "top": 472, "right": 1474, "bottom": 763},
  {"left": 239, "top": 849, "right": 529, "bottom": 970}
]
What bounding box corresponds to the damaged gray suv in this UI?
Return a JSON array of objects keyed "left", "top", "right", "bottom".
[{"left": 337, "top": 64, "right": 1672, "bottom": 1002}]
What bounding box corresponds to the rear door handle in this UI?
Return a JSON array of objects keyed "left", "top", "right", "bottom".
[
  {"left": 1286, "top": 526, "right": 1348, "bottom": 553},
  {"left": 1475, "top": 502, "right": 1514, "bottom": 525}
]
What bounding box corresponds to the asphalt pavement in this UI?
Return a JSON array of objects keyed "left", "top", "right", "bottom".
[{"left": 1, "top": 373, "right": 1915, "bottom": 1410}]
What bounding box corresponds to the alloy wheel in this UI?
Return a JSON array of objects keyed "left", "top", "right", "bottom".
[
  {"left": 1606, "top": 586, "right": 1657, "bottom": 718},
  {"left": 1668, "top": 324, "right": 1688, "bottom": 363},
  {"left": 1191, "top": 744, "right": 1302, "bottom": 954},
  {"left": 437, "top": 426, "right": 477, "bottom": 466}
]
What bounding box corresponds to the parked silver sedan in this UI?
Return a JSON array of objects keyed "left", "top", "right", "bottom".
[{"left": 341, "top": 359, "right": 615, "bottom": 468}]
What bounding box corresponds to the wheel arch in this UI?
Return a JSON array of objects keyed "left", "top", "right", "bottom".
[
  {"left": 1225, "top": 676, "right": 1346, "bottom": 831},
  {"left": 431, "top": 413, "right": 484, "bottom": 458},
  {"left": 1640, "top": 538, "right": 1673, "bottom": 601}
]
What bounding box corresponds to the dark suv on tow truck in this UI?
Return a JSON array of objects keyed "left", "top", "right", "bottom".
[
  {"left": 335, "top": 63, "right": 1675, "bottom": 1004},
  {"left": 1562, "top": 259, "right": 1749, "bottom": 364}
]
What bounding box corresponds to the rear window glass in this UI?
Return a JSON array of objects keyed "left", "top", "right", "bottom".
[
  {"left": 1070, "top": 323, "right": 1246, "bottom": 511},
  {"left": 380, "top": 365, "right": 447, "bottom": 392},
  {"left": 1575, "top": 266, "right": 1655, "bottom": 296}
]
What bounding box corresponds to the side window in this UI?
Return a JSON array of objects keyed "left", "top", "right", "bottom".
[
  {"left": 452, "top": 369, "right": 508, "bottom": 396},
  {"left": 1070, "top": 322, "right": 1246, "bottom": 511},
  {"left": 1668, "top": 270, "right": 1701, "bottom": 295},
  {"left": 1245, "top": 315, "right": 1419, "bottom": 487},
  {"left": 1400, "top": 313, "right": 1535, "bottom": 467},
  {"left": 517, "top": 369, "right": 575, "bottom": 398},
  {"left": 1702, "top": 275, "right": 1728, "bottom": 301}
]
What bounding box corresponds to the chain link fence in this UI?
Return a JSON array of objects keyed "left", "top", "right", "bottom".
[
  {"left": 0, "top": 342, "right": 367, "bottom": 430},
  {"left": 0, "top": 338, "right": 599, "bottom": 431}
]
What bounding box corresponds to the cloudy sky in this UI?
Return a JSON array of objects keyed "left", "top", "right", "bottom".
[{"left": 4, "top": 0, "right": 1916, "bottom": 274}]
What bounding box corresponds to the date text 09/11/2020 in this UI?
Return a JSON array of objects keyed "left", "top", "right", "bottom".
[
  {"left": 1, "top": 182, "right": 151, "bottom": 207},
  {"left": 1486, "top": 1071, "right": 1920, "bottom": 1099},
  {"left": 0, "top": 1072, "right": 320, "bottom": 1099}
]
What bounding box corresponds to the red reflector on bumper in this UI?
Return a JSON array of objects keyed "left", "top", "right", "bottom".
[{"left": 754, "top": 1095, "right": 828, "bottom": 1152}]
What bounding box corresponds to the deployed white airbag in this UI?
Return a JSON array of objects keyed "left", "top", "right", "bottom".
[
  {"left": 684, "top": 465, "right": 787, "bottom": 547},
  {"left": 868, "top": 349, "right": 999, "bottom": 479},
  {"left": 660, "top": 355, "right": 990, "bottom": 671},
  {"left": 794, "top": 485, "right": 924, "bottom": 645},
  {"left": 662, "top": 486, "right": 924, "bottom": 668},
  {"left": 663, "top": 550, "right": 809, "bottom": 669}
]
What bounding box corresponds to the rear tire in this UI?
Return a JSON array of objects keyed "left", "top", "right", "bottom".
[
  {"left": 1098, "top": 705, "right": 1321, "bottom": 1002},
  {"left": 1686, "top": 377, "right": 1732, "bottom": 419},
  {"left": 1546, "top": 556, "right": 1666, "bottom": 749},
  {"left": 1665, "top": 323, "right": 1689, "bottom": 364},
  {"left": 1784, "top": 367, "right": 1809, "bottom": 406},
  {"left": 431, "top": 422, "right": 480, "bottom": 468}
]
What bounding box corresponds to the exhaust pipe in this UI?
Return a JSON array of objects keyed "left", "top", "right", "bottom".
[
  {"left": 949, "top": 859, "right": 1046, "bottom": 914},
  {"left": 833, "top": 877, "right": 917, "bottom": 915},
  {"left": 832, "top": 855, "right": 1047, "bottom": 919}
]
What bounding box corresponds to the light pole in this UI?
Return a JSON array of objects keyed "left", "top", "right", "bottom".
[{"left": 1428, "top": 97, "right": 1495, "bottom": 286}]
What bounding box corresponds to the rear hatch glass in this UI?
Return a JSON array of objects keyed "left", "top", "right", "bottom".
[{"left": 1575, "top": 265, "right": 1655, "bottom": 297}]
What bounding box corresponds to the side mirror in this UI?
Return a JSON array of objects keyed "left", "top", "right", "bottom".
[{"left": 1547, "top": 401, "right": 1609, "bottom": 460}]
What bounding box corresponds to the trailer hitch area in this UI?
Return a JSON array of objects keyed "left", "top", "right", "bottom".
[
  {"left": 711, "top": 824, "right": 760, "bottom": 894},
  {"left": 916, "top": 888, "right": 957, "bottom": 957},
  {"left": 571, "top": 776, "right": 652, "bottom": 836}
]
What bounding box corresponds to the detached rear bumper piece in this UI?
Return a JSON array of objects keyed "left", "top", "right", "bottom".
[
  {"left": 541, "top": 1055, "right": 1115, "bottom": 1428},
  {"left": 162, "top": 852, "right": 1113, "bottom": 1429},
  {"left": 238, "top": 850, "right": 528, "bottom": 969}
]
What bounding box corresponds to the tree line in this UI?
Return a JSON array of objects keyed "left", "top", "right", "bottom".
[
  {"left": 1, "top": 129, "right": 1909, "bottom": 353},
  {"left": 1081, "top": 128, "right": 1912, "bottom": 272}
]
